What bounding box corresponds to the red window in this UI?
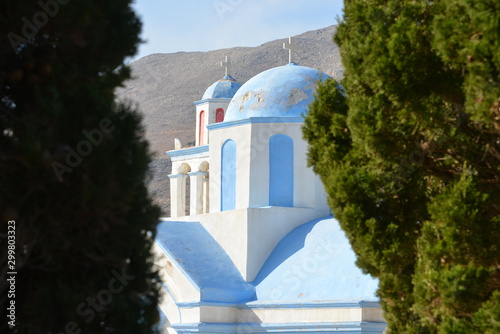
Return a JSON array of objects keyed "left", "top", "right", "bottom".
[
  {"left": 199, "top": 110, "right": 205, "bottom": 145},
  {"left": 216, "top": 108, "right": 224, "bottom": 123}
]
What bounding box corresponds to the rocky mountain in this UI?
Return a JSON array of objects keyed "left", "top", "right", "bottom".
[{"left": 116, "top": 25, "right": 342, "bottom": 215}]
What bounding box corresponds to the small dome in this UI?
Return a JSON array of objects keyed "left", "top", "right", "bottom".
[
  {"left": 202, "top": 75, "right": 242, "bottom": 100},
  {"left": 224, "top": 63, "right": 329, "bottom": 122}
]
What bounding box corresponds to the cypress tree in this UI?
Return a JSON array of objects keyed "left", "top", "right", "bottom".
[
  {"left": 304, "top": 1, "right": 500, "bottom": 333},
  {"left": 0, "top": 0, "right": 161, "bottom": 333}
]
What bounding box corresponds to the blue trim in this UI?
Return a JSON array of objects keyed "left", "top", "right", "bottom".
[
  {"left": 168, "top": 174, "right": 189, "bottom": 179},
  {"left": 173, "top": 322, "right": 387, "bottom": 333},
  {"left": 207, "top": 117, "right": 304, "bottom": 131},
  {"left": 188, "top": 171, "right": 207, "bottom": 177},
  {"left": 269, "top": 134, "right": 294, "bottom": 207},
  {"left": 221, "top": 140, "right": 236, "bottom": 211},
  {"left": 166, "top": 145, "right": 209, "bottom": 158},
  {"left": 161, "top": 283, "right": 178, "bottom": 304},
  {"left": 193, "top": 98, "right": 232, "bottom": 106},
  {"left": 160, "top": 283, "right": 185, "bottom": 325},
  {"left": 175, "top": 300, "right": 381, "bottom": 309}
]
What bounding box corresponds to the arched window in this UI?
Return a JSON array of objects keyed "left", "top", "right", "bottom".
[
  {"left": 221, "top": 139, "right": 236, "bottom": 211},
  {"left": 269, "top": 134, "right": 294, "bottom": 207},
  {"left": 216, "top": 108, "right": 225, "bottom": 123},
  {"left": 199, "top": 110, "right": 205, "bottom": 145}
]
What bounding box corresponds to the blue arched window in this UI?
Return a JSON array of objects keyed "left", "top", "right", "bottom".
[
  {"left": 221, "top": 139, "right": 236, "bottom": 211},
  {"left": 269, "top": 134, "right": 294, "bottom": 207}
]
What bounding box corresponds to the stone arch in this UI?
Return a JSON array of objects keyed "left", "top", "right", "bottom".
[
  {"left": 198, "top": 161, "right": 209, "bottom": 173},
  {"left": 177, "top": 163, "right": 191, "bottom": 175}
]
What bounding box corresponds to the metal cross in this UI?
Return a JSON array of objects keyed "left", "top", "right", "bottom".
[
  {"left": 283, "top": 37, "right": 300, "bottom": 64},
  {"left": 221, "top": 55, "right": 232, "bottom": 77}
]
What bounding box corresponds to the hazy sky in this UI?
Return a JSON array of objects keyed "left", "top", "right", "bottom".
[{"left": 131, "top": 0, "right": 344, "bottom": 60}]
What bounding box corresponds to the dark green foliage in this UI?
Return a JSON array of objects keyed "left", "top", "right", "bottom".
[
  {"left": 304, "top": 1, "right": 500, "bottom": 333},
  {"left": 0, "top": 0, "right": 161, "bottom": 333}
]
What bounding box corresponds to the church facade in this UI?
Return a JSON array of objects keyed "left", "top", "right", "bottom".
[{"left": 154, "top": 42, "right": 387, "bottom": 333}]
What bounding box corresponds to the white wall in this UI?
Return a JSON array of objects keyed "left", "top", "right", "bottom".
[
  {"left": 208, "top": 123, "right": 252, "bottom": 213},
  {"left": 248, "top": 122, "right": 318, "bottom": 208},
  {"left": 208, "top": 121, "right": 328, "bottom": 212}
]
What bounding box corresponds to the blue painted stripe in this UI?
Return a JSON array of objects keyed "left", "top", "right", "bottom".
[
  {"left": 207, "top": 117, "right": 305, "bottom": 131},
  {"left": 193, "top": 97, "right": 232, "bottom": 106},
  {"left": 166, "top": 145, "right": 209, "bottom": 158},
  {"left": 173, "top": 321, "right": 387, "bottom": 333},
  {"left": 175, "top": 300, "right": 381, "bottom": 309}
]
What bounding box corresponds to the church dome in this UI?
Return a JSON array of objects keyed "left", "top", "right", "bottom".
[
  {"left": 254, "top": 217, "right": 379, "bottom": 301},
  {"left": 202, "top": 75, "right": 242, "bottom": 100},
  {"left": 224, "top": 63, "right": 329, "bottom": 122}
]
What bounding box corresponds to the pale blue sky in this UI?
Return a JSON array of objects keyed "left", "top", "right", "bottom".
[{"left": 131, "top": 0, "right": 344, "bottom": 60}]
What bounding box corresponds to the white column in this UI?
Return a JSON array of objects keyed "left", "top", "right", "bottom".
[
  {"left": 168, "top": 174, "right": 188, "bottom": 218},
  {"left": 203, "top": 177, "right": 210, "bottom": 214},
  {"left": 188, "top": 172, "right": 206, "bottom": 216}
]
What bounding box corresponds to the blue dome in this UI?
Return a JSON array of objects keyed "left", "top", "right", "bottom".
[
  {"left": 224, "top": 63, "right": 329, "bottom": 122},
  {"left": 254, "top": 217, "right": 379, "bottom": 301},
  {"left": 202, "top": 75, "right": 242, "bottom": 100}
]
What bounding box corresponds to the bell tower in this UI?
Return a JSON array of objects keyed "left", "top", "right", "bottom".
[{"left": 194, "top": 55, "right": 242, "bottom": 146}]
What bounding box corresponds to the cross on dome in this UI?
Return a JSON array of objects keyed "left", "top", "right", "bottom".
[
  {"left": 283, "top": 37, "right": 300, "bottom": 64},
  {"left": 221, "top": 55, "right": 232, "bottom": 77}
]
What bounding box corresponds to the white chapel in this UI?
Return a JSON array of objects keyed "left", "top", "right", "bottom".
[{"left": 153, "top": 39, "right": 387, "bottom": 334}]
